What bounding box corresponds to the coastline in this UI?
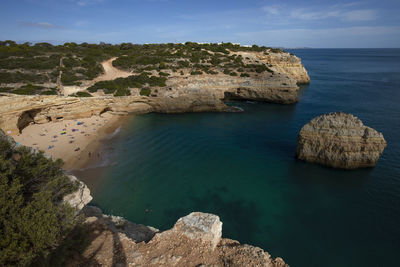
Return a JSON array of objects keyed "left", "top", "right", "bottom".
[{"left": 12, "top": 112, "right": 129, "bottom": 171}]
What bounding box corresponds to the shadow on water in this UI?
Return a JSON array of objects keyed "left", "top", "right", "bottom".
[
  {"left": 164, "top": 186, "right": 261, "bottom": 242},
  {"left": 288, "top": 159, "right": 374, "bottom": 188}
]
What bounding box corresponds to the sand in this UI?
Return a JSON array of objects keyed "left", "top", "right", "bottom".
[{"left": 12, "top": 112, "right": 125, "bottom": 170}]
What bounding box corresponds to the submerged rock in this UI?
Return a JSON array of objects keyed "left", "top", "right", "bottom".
[{"left": 296, "top": 112, "right": 386, "bottom": 169}]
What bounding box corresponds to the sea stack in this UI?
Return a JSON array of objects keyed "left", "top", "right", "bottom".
[{"left": 296, "top": 112, "right": 386, "bottom": 169}]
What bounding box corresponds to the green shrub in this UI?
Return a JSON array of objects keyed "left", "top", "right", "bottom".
[
  {"left": 158, "top": 71, "right": 169, "bottom": 77},
  {"left": 229, "top": 72, "right": 238, "bottom": 76},
  {"left": 190, "top": 70, "right": 203, "bottom": 75},
  {"left": 0, "top": 135, "right": 78, "bottom": 266},
  {"left": 0, "top": 72, "right": 48, "bottom": 84},
  {"left": 140, "top": 87, "right": 151, "bottom": 96},
  {"left": 13, "top": 84, "right": 43, "bottom": 95},
  {"left": 0, "top": 87, "right": 13, "bottom": 92},
  {"left": 75, "top": 91, "right": 92, "bottom": 97},
  {"left": 114, "top": 88, "right": 130, "bottom": 96},
  {"left": 240, "top": 73, "right": 250, "bottom": 77},
  {"left": 61, "top": 72, "right": 80, "bottom": 86},
  {"left": 40, "top": 90, "right": 58, "bottom": 95}
]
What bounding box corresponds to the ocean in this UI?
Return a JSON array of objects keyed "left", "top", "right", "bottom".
[{"left": 74, "top": 49, "right": 400, "bottom": 267}]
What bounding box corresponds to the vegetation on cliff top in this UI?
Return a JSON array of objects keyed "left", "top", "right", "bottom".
[
  {"left": 0, "top": 41, "right": 283, "bottom": 96},
  {"left": 0, "top": 132, "right": 79, "bottom": 266}
]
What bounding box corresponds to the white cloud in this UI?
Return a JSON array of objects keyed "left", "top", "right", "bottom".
[
  {"left": 71, "top": 0, "right": 104, "bottom": 6},
  {"left": 262, "top": 6, "right": 279, "bottom": 16},
  {"left": 19, "top": 22, "right": 62, "bottom": 29},
  {"left": 262, "top": 2, "right": 378, "bottom": 22},
  {"left": 342, "top": 10, "right": 377, "bottom": 22},
  {"left": 235, "top": 26, "right": 400, "bottom": 48}
]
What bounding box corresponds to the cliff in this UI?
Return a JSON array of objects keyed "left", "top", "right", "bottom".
[
  {"left": 296, "top": 112, "right": 386, "bottom": 169},
  {"left": 69, "top": 206, "right": 288, "bottom": 267},
  {"left": 0, "top": 48, "right": 309, "bottom": 134},
  {"left": 0, "top": 94, "right": 225, "bottom": 134}
]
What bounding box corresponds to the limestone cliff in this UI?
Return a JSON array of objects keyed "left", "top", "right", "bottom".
[
  {"left": 0, "top": 48, "right": 310, "bottom": 134},
  {"left": 71, "top": 207, "right": 288, "bottom": 267},
  {"left": 296, "top": 112, "right": 386, "bottom": 169},
  {"left": 233, "top": 50, "right": 310, "bottom": 84},
  {"left": 0, "top": 94, "right": 226, "bottom": 134}
]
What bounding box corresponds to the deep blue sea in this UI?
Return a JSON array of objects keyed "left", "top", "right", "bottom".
[{"left": 75, "top": 49, "right": 400, "bottom": 267}]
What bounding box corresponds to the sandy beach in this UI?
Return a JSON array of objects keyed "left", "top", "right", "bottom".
[{"left": 12, "top": 112, "right": 125, "bottom": 170}]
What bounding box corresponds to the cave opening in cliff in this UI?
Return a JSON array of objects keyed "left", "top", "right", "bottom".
[
  {"left": 17, "top": 109, "right": 42, "bottom": 133},
  {"left": 100, "top": 107, "right": 111, "bottom": 115}
]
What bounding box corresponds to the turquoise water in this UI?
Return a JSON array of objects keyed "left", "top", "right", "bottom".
[{"left": 75, "top": 49, "right": 400, "bottom": 267}]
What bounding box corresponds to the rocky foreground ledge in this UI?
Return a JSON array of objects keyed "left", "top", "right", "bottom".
[
  {"left": 60, "top": 161, "right": 287, "bottom": 266},
  {"left": 67, "top": 206, "right": 288, "bottom": 267},
  {"left": 296, "top": 112, "right": 386, "bottom": 169}
]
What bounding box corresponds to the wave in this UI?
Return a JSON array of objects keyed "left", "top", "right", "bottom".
[{"left": 106, "top": 126, "right": 121, "bottom": 140}]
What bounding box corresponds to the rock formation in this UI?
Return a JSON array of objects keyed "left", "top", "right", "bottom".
[
  {"left": 70, "top": 207, "right": 288, "bottom": 267},
  {"left": 296, "top": 112, "right": 386, "bottom": 169},
  {"left": 0, "top": 48, "right": 310, "bottom": 134},
  {"left": 0, "top": 94, "right": 226, "bottom": 134},
  {"left": 63, "top": 175, "right": 92, "bottom": 210}
]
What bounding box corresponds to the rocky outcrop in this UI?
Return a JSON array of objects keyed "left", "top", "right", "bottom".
[
  {"left": 0, "top": 94, "right": 226, "bottom": 133},
  {"left": 71, "top": 208, "right": 288, "bottom": 267},
  {"left": 165, "top": 72, "right": 299, "bottom": 104},
  {"left": 63, "top": 175, "right": 92, "bottom": 210},
  {"left": 296, "top": 112, "right": 386, "bottom": 169},
  {"left": 234, "top": 50, "right": 310, "bottom": 84}
]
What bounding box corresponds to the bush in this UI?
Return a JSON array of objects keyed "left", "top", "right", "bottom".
[
  {"left": 140, "top": 87, "right": 151, "bottom": 96},
  {"left": 0, "top": 134, "right": 78, "bottom": 266},
  {"left": 0, "top": 72, "right": 48, "bottom": 84},
  {"left": 13, "top": 84, "right": 43, "bottom": 95},
  {"left": 158, "top": 71, "right": 169, "bottom": 77},
  {"left": 229, "top": 72, "right": 238, "bottom": 76},
  {"left": 0, "top": 87, "right": 13, "bottom": 92},
  {"left": 240, "top": 73, "right": 250, "bottom": 77},
  {"left": 75, "top": 91, "right": 92, "bottom": 97},
  {"left": 61, "top": 72, "right": 80, "bottom": 86},
  {"left": 190, "top": 70, "right": 203, "bottom": 75},
  {"left": 40, "top": 90, "right": 58, "bottom": 95},
  {"left": 114, "top": 88, "right": 130, "bottom": 96}
]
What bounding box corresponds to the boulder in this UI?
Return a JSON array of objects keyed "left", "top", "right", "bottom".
[{"left": 296, "top": 112, "right": 386, "bottom": 169}]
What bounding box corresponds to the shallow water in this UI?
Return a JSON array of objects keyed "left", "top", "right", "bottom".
[{"left": 75, "top": 49, "right": 400, "bottom": 267}]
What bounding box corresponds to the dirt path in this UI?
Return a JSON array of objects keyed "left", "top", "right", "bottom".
[
  {"left": 94, "top": 57, "right": 132, "bottom": 82},
  {"left": 61, "top": 57, "right": 132, "bottom": 96}
]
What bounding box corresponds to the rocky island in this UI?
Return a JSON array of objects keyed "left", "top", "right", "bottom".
[{"left": 296, "top": 112, "right": 387, "bottom": 169}]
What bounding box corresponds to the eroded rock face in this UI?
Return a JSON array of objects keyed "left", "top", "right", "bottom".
[
  {"left": 70, "top": 209, "right": 288, "bottom": 267},
  {"left": 63, "top": 175, "right": 92, "bottom": 211},
  {"left": 296, "top": 112, "right": 386, "bottom": 169},
  {"left": 161, "top": 212, "right": 222, "bottom": 250}
]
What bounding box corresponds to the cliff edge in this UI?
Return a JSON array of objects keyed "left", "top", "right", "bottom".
[{"left": 69, "top": 207, "right": 288, "bottom": 267}]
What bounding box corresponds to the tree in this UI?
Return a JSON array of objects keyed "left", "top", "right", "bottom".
[{"left": 0, "top": 132, "right": 78, "bottom": 266}]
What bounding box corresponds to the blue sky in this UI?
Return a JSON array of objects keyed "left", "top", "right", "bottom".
[{"left": 1, "top": 0, "right": 400, "bottom": 47}]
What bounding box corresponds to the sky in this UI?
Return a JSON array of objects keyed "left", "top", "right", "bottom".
[{"left": 0, "top": 0, "right": 400, "bottom": 48}]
